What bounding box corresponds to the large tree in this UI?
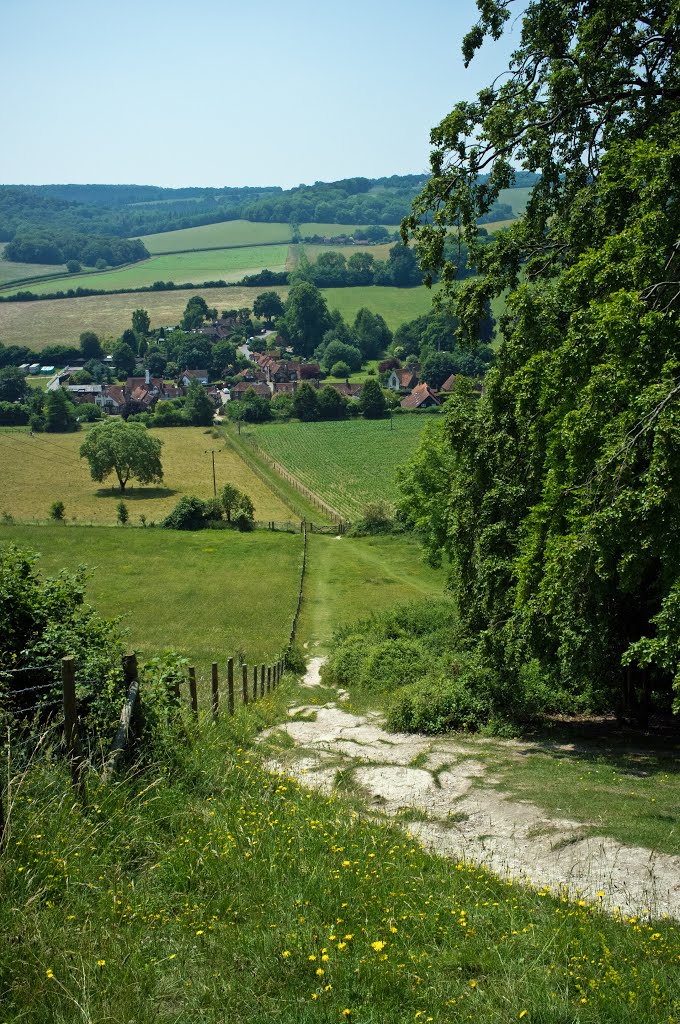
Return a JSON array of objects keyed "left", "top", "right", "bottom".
[
  {"left": 280, "top": 281, "right": 332, "bottom": 357},
  {"left": 80, "top": 420, "right": 163, "bottom": 492},
  {"left": 400, "top": 0, "right": 680, "bottom": 719},
  {"left": 253, "top": 290, "right": 285, "bottom": 325}
]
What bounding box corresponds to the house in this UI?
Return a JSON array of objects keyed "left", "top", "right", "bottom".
[
  {"left": 387, "top": 367, "right": 419, "bottom": 392},
  {"left": 400, "top": 383, "right": 441, "bottom": 410},
  {"left": 66, "top": 384, "right": 103, "bottom": 405},
  {"left": 229, "top": 381, "right": 272, "bottom": 401},
  {"left": 439, "top": 374, "right": 457, "bottom": 393},
  {"left": 180, "top": 369, "right": 209, "bottom": 386},
  {"left": 325, "top": 382, "right": 363, "bottom": 399},
  {"left": 97, "top": 385, "right": 126, "bottom": 414}
]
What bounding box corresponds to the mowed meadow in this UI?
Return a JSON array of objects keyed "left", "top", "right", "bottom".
[
  {"left": 241, "top": 415, "right": 441, "bottom": 519},
  {"left": 0, "top": 426, "right": 291, "bottom": 524}
]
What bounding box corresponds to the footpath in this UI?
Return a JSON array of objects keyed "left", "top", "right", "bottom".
[{"left": 261, "top": 656, "right": 680, "bottom": 920}]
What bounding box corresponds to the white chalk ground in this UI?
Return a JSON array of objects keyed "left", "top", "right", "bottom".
[{"left": 260, "top": 656, "right": 680, "bottom": 920}]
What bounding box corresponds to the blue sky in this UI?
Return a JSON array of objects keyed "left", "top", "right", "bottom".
[{"left": 3, "top": 0, "right": 521, "bottom": 189}]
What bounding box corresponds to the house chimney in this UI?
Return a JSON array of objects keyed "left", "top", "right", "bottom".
[{"left": 145, "top": 368, "right": 150, "bottom": 386}]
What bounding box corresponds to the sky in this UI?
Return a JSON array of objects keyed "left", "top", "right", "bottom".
[{"left": 2, "top": 0, "right": 522, "bottom": 190}]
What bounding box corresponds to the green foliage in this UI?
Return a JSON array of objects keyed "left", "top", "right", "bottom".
[
  {"left": 280, "top": 281, "right": 331, "bottom": 357},
  {"left": 49, "top": 500, "right": 65, "bottom": 521},
  {"left": 0, "top": 544, "right": 126, "bottom": 735},
  {"left": 79, "top": 330, "right": 102, "bottom": 360},
  {"left": 161, "top": 495, "right": 221, "bottom": 531},
  {"left": 44, "top": 388, "right": 79, "bottom": 433},
  {"left": 0, "top": 365, "right": 29, "bottom": 403},
  {"left": 330, "top": 360, "right": 351, "bottom": 378},
  {"left": 292, "top": 381, "right": 320, "bottom": 422},
  {"left": 183, "top": 379, "right": 215, "bottom": 426},
  {"left": 358, "top": 378, "right": 388, "bottom": 419},
  {"left": 80, "top": 419, "right": 163, "bottom": 493},
  {"left": 350, "top": 500, "right": 395, "bottom": 535},
  {"left": 116, "top": 501, "right": 129, "bottom": 525},
  {"left": 400, "top": 0, "right": 680, "bottom": 721}
]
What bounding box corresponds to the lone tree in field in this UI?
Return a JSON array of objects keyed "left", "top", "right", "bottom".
[{"left": 80, "top": 420, "right": 163, "bottom": 493}]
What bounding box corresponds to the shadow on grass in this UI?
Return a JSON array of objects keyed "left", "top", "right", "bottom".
[
  {"left": 94, "top": 487, "right": 178, "bottom": 502},
  {"left": 507, "top": 713, "right": 680, "bottom": 780}
]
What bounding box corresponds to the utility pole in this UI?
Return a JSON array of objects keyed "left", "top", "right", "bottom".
[{"left": 205, "top": 449, "right": 217, "bottom": 496}]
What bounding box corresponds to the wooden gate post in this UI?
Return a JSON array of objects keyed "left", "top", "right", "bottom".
[
  {"left": 242, "top": 664, "right": 248, "bottom": 705},
  {"left": 260, "top": 663, "right": 265, "bottom": 698},
  {"left": 252, "top": 665, "right": 258, "bottom": 701},
  {"left": 227, "top": 658, "right": 234, "bottom": 716},
  {"left": 211, "top": 662, "right": 219, "bottom": 720},
  {"left": 188, "top": 667, "right": 198, "bottom": 717},
  {"left": 267, "top": 666, "right": 271, "bottom": 694}
]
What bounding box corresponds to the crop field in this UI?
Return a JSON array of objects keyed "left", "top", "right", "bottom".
[
  {"left": 0, "top": 246, "right": 290, "bottom": 297},
  {"left": 0, "top": 524, "right": 302, "bottom": 671},
  {"left": 137, "top": 219, "right": 294, "bottom": 253},
  {"left": 322, "top": 284, "right": 436, "bottom": 329},
  {"left": 244, "top": 415, "right": 441, "bottom": 519},
  {"left": 0, "top": 285, "right": 289, "bottom": 349},
  {"left": 302, "top": 242, "right": 393, "bottom": 264},
  {"left": 498, "top": 184, "right": 533, "bottom": 215},
  {"left": 0, "top": 425, "right": 290, "bottom": 524}
]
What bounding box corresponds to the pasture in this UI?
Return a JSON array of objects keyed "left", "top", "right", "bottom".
[
  {"left": 137, "top": 219, "right": 294, "bottom": 253},
  {"left": 322, "top": 284, "right": 436, "bottom": 329},
  {"left": 0, "top": 425, "right": 291, "bottom": 524},
  {"left": 0, "top": 246, "right": 68, "bottom": 287},
  {"left": 243, "top": 415, "right": 441, "bottom": 519},
  {"left": 0, "top": 246, "right": 290, "bottom": 297},
  {"left": 0, "top": 524, "right": 302, "bottom": 672}
]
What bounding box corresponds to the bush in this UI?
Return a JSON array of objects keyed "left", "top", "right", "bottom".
[
  {"left": 162, "top": 495, "right": 218, "bottom": 530},
  {"left": 387, "top": 675, "right": 490, "bottom": 733},
  {"left": 323, "top": 633, "right": 372, "bottom": 689},
  {"left": 76, "top": 403, "right": 102, "bottom": 422},
  {"left": 330, "top": 360, "right": 351, "bottom": 378},
  {"left": 116, "top": 501, "right": 129, "bottom": 525},
  {"left": 350, "top": 500, "right": 396, "bottom": 535},
  {"left": 357, "top": 637, "right": 434, "bottom": 692},
  {"left": 49, "top": 500, "right": 65, "bottom": 522}
]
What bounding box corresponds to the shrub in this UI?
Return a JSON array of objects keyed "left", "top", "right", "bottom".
[
  {"left": 350, "top": 500, "right": 395, "bottom": 535},
  {"left": 49, "top": 500, "right": 65, "bottom": 522},
  {"left": 162, "top": 495, "right": 216, "bottom": 530},
  {"left": 358, "top": 637, "right": 434, "bottom": 693},
  {"left": 323, "top": 633, "right": 372, "bottom": 689},
  {"left": 387, "top": 675, "right": 490, "bottom": 733},
  {"left": 116, "top": 501, "right": 129, "bottom": 525},
  {"left": 330, "top": 360, "right": 351, "bottom": 378}
]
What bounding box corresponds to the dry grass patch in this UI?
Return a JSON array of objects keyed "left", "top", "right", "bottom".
[{"left": 0, "top": 425, "right": 290, "bottom": 524}]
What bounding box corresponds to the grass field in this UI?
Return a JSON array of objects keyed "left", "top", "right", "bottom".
[
  {"left": 498, "top": 185, "right": 532, "bottom": 215},
  {"left": 302, "top": 242, "right": 393, "bottom": 264},
  {"left": 0, "top": 246, "right": 290, "bottom": 297},
  {"left": 244, "top": 416, "right": 441, "bottom": 519},
  {"left": 138, "top": 219, "right": 294, "bottom": 253},
  {"left": 323, "top": 284, "right": 436, "bottom": 329},
  {"left": 0, "top": 524, "right": 302, "bottom": 671},
  {"left": 0, "top": 425, "right": 290, "bottom": 524},
  {"left": 0, "top": 286, "right": 289, "bottom": 348},
  {"left": 298, "top": 533, "right": 446, "bottom": 652},
  {"left": 0, "top": 246, "right": 68, "bottom": 287},
  {"left": 0, "top": 284, "right": 437, "bottom": 349}
]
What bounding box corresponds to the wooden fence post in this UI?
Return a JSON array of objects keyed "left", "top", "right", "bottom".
[
  {"left": 188, "top": 667, "right": 198, "bottom": 717},
  {"left": 252, "top": 665, "right": 258, "bottom": 701},
  {"left": 102, "top": 654, "right": 139, "bottom": 782},
  {"left": 227, "top": 658, "right": 234, "bottom": 716},
  {"left": 260, "top": 663, "right": 265, "bottom": 698},
  {"left": 242, "top": 664, "right": 248, "bottom": 705},
  {"left": 267, "top": 666, "right": 271, "bottom": 694},
  {"left": 62, "top": 656, "right": 83, "bottom": 792},
  {"left": 211, "top": 662, "right": 219, "bottom": 720}
]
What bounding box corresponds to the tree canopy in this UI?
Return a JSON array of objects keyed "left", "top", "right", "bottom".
[
  {"left": 399, "top": 0, "right": 680, "bottom": 721},
  {"left": 80, "top": 420, "right": 163, "bottom": 492}
]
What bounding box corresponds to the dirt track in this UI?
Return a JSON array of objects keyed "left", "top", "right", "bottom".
[{"left": 261, "top": 657, "right": 680, "bottom": 920}]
